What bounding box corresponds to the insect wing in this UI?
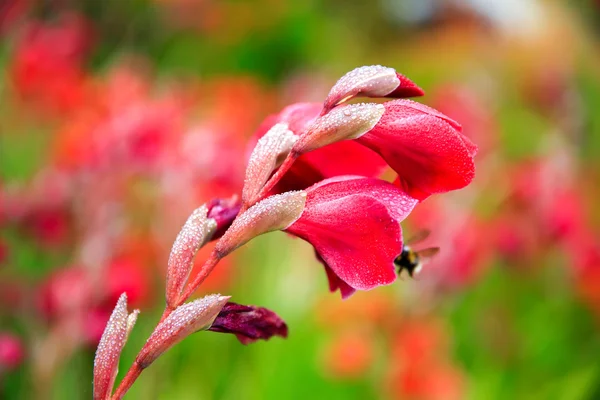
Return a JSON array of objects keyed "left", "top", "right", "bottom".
[{"left": 405, "top": 229, "right": 431, "bottom": 245}]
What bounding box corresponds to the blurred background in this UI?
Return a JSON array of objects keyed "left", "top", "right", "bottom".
[{"left": 2, "top": 0, "right": 600, "bottom": 399}]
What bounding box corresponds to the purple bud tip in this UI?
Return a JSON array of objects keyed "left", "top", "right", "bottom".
[
  {"left": 208, "top": 302, "right": 288, "bottom": 345},
  {"left": 207, "top": 196, "right": 242, "bottom": 240}
]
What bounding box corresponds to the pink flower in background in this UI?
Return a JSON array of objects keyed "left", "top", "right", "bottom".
[
  {"left": 0, "top": 333, "right": 24, "bottom": 370},
  {"left": 432, "top": 85, "right": 497, "bottom": 156},
  {"left": 37, "top": 267, "right": 94, "bottom": 320},
  {"left": 0, "top": 0, "right": 29, "bottom": 34},
  {"left": 10, "top": 13, "right": 92, "bottom": 114}
]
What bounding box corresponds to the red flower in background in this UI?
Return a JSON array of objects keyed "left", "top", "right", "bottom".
[
  {"left": 285, "top": 176, "right": 418, "bottom": 298},
  {"left": 0, "top": 0, "right": 29, "bottom": 35},
  {"left": 105, "top": 256, "right": 151, "bottom": 309},
  {"left": 10, "top": 13, "right": 92, "bottom": 114},
  {"left": 387, "top": 320, "right": 465, "bottom": 400},
  {"left": 0, "top": 333, "right": 24, "bottom": 371}
]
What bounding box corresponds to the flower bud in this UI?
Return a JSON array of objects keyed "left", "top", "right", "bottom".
[
  {"left": 136, "top": 294, "right": 230, "bottom": 368},
  {"left": 242, "top": 123, "right": 297, "bottom": 206},
  {"left": 293, "top": 103, "right": 385, "bottom": 154},
  {"left": 206, "top": 196, "right": 241, "bottom": 240},
  {"left": 215, "top": 191, "right": 307, "bottom": 258},
  {"left": 93, "top": 294, "right": 138, "bottom": 400},
  {"left": 208, "top": 302, "right": 288, "bottom": 345},
  {"left": 166, "top": 205, "right": 216, "bottom": 309},
  {"left": 322, "top": 65, "right": 424, "bottom": 113}
]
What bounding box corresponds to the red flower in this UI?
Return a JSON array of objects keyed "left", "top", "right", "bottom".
[
  {"left": 10, "top": 13, "right": 92, "bottom": 114},
  {"left": 252, "top": 103, "right": 387, "bottom": 193},
  {"left": 285, "top": 176, "right": 418, "bottom": 298}
]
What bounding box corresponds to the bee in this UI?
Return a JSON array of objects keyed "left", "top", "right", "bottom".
[{"left": 394, "top": 230, "right": 440, "bottom": 278}]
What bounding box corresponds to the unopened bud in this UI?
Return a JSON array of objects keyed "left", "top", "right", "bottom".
[
  {"left": 293, "top": 103, "right": 385, "bottom": 154},
  {"left": 136, "top": 294, "right": 230, "bottom": 368},
  {"left": 242, "top": 123, "right": 297, "bottom": 206},
  {"left": 206, "top": 196, "right": 241, "bottom": 240},
  {"left": 93, "top": 294, "right": 137, "bottom": 400},
  {"left": 209, "top": 302, "right": 288, "bottom": 345},
  {"left": 215, "top": 191, "right": 307, "bottom": 257},
  {"left": 166, "top": 205, "right": 217, "bottom": 309},
  {"left": 322, "top": 65, "right": 424, "bottom": 113}
]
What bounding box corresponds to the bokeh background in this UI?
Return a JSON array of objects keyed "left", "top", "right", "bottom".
[{"left": 2, "top": 0, "right": 600, "bottom": 399}]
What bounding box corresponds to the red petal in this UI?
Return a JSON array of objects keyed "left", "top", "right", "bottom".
[
  {"left": 358, "top": 100, "right": 476, "bottom": 200},
  {"left": 388, "top": 73, "right": 425, "bottom": 98},
  {"left": 277, "top": 141, "right": 388, "bottom": 192},
  {"left": 286, "top": 177, "right": 417, "bottom": 294},
  {"left": 322, "top": 257, "right": 356, "bottom": 299}
]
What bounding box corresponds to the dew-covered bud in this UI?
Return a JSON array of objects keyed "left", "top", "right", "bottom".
[
  {"left": 208, "top": 302, "right": 288, "bottom": 345},
  {"left": 242, "top": 123, "right": 297, "bottom": 206},
  {"left": 166, "top": 205, "right": 217, "bottom": 309},
  {"left": 293, "top": 103, "right": 384, "bottom": 154},
  {"left": 136, "top": 294, "right": 230, "bottom": 368},
  {"left": 93, "top": 294, "right": 138, "bottom": 400},
  {"left": 206, "top": 196, "right": 242, "bottom": 240},
  {"left": 322, "top": 65, "right": 424, "bottom": 114},
  {"left": 215, "top": 191, "right": 307, "bottom": 258}
]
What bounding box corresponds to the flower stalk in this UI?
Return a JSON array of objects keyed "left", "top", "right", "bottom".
[{"left": 92, "top": 64, "right": 476, "bottom": 398}]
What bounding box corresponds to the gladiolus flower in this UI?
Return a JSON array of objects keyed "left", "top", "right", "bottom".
[
  {"left": 208, "top": 302, "right": 288, "bottom": 344},
  {"left": 284, "top": 176, "right": 418, "bottom": 298}
]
